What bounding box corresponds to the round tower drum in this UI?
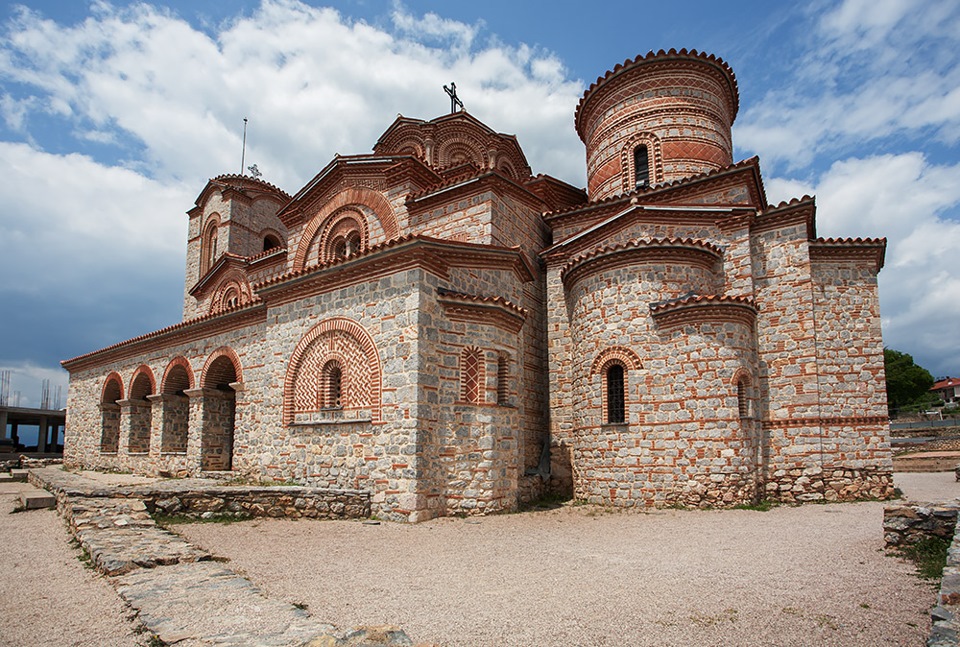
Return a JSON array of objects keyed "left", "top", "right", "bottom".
[{"left": 575, "top": 49, "right": 739, "bottom": 201}]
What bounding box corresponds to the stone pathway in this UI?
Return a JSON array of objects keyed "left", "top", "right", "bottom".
[{"left": 25, "top": 466, "right": 418, "bottom": 647}]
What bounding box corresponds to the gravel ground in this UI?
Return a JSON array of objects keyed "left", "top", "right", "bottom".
[
  {"left": 0, "top": 483, "right": 142, "bottom": 647},
  {"left": 178, "top": 475, "right": 954, "bottom": 647},
  {"left": 895, "top": 471, "right": 960, "bottom": 503},
  {"left": 0, "top": 473, "right": 952, "bottom": 647}
]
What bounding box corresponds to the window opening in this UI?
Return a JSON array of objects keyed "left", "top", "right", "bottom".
[
  {"left": 607, "top": 363, "right": 625, "bottom": 424},
  {"left": 634, "top": 145, "right": 650, "bottom": 189}
]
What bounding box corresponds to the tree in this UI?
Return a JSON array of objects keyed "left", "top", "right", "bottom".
[{"left": 884, "top": 348, "right": 936, "bottom": 414}]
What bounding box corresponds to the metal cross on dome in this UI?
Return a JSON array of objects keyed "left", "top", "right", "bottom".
[{"left": 444, "top": 82, "right": 464, "bottom": 114}]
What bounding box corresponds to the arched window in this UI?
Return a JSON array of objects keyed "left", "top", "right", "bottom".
[
  {"left": 606, "top": 363, "right": 626, "bottom": 424},
  {"left": 460, "top": 347, "right": 484, "bottom": 404},
  {"left": 322, "top": 360, "right": 343, "bottom": 409},
  {"left": 202, "top": 218, "right": 219, "bottom": 273},
  {"left": 263, "top": 234, "right": 282, "bottom": 252},
  {"left": 634, "top": 145, "right": 650, "bottom": 189}
]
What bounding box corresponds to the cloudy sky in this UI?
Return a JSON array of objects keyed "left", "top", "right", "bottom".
[{"left": 0, "top": 0, "right": 958, "bottom": 409}]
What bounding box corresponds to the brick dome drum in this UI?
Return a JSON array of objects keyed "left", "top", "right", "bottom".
[{"left": 575, "top": 49, "right": 739, "bottom": 201}]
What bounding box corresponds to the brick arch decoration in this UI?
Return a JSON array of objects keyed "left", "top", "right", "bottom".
[
  {"left": 394, "top": 137, "right": 425, "bottom": 160},
  {"left": 620, "top": 132, "right": 663, "bottom": 193},
  {"left": 496, "top": 157, "right": 518, "bottom": 180},
  {"left": 459, "top": 346, "right": 485, "bottom": 404},
  {"left": 201, "top": 347, "right": 243, "bottom": 389},
  {"left": 283, "top": 317, "right": 382, "bottom": 425},
  {"left": 293, "top": 188, "right": 399, "bottom": 272},
  {"left": 438, "top": 138, "right": 485, "bottom": 169},
  {"left": 161, "top": 357, "right": 195, "bottom": 394},
  {"left": 210, "top": 272, "right": 253, "bottom": 313},
  {"left": 316, "top": 208, "right": 369, "bottom": 264},
  {"left": 101, "top": 372, "right": 124, "bottom": 403},
  {"left": 590, "top": 346, "right": 643, "bottom": 376},
  {"left": 129, "top": 365, "right": 157, "bottom": 399}
]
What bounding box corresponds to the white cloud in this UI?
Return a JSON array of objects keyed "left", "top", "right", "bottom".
[
  {"left": 736, "top": 0, "right": 960, "bottom": 171},
  {"left": 0, "top": 142, "right": 188, "bottom": 295},
  {"left": 0, "top": 1, "right": 586, "bottom": 189}
]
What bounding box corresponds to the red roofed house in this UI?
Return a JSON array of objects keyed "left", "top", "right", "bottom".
[
  {"left": 932, "top": 377, "right": 960, "bottom": 407},
  {"left": 61, "top": 49, "right": 894, "bottom": 520}
]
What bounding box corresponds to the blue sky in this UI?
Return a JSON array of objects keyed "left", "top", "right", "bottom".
[{"left": 1, "top": 0, "right": 959, "bottom": 408}]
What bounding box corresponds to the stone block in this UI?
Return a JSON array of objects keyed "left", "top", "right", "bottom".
[
  {"left": 9, "top": 469, "right": 28, "bottom": 482},
  {"left": 20, "top": 490, "right": 56, "bottom": 509}
]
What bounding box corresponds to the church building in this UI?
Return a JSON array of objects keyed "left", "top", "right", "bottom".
[{"left": 62, "top": 49, "right": 894, "bottom": 521}]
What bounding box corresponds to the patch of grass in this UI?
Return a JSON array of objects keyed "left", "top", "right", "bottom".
[
  {"left": 148, "top": 635, "right": 167, "bottom": 647},
  {"left": 9, "top": 503, "right": 27, "bottom": 514},
  {"left": 689, "top": 608, "right": 738, "bottom": 627},
  {"left": 859, "top": 602, "right": 870, "bottom": 609},
  {"left": 292, "top": 601, "right": 308, "bottom": 610},
  {"left": 732, "top": 499, "right": 777, "bottom": 511},
  {"left": 898, "top": 535, "right": 951, "bottom": 580},
  {"left": 69, "top": 537, "right": 95, "bottom": 570},
  {"left": 815, "top": 613, "right": 839, "bottom": 630}
]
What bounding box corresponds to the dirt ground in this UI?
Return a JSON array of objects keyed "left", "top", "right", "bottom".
[
  {"left": 177, "top": 473, "right": 957, "bottom": 647},
  {"left": 0, "top": 472, "right": 955, "bottom": 647},
  {"left": 0, "top": 482, "right": 142, "bottom": 647}
]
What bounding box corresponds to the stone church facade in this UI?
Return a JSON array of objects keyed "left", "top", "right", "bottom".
[{"left": 62, "top": 49, "right": 894, "bottom": 521}]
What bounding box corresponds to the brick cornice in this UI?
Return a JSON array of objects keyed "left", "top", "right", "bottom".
[
  {"left": 754, "top": 196, "right": 816, "bottom": 236},
  {"left": 809, "top": 237, "right": 886, "bottom": 272},
  {"left": 762, "top": 415, "right": 888, "bottom": 430},
  {"left": 649, "top": 294, "right": 757, "bottom": 330},
  {"left": 255, "top": 235, "right": 534, "bottom": 307},
  {"left": 560, "top": 238, "right": 723, "bottom": 288},
  {"left": 436, "top": 288, "right": 527, "bottom": 334},
  {"left": 61, "top": 305, "right": 267, "bottom": 373}
]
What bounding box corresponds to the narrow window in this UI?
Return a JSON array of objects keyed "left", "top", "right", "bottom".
[
  {"left": 634, "top": 145, "right": 650, "bottom": 189},
  {"left": 497, "top": 354, "right": 509, "bottom": 405},
  {"left": 737, "top": 379, "right": 750, "bottom": 419},
  {"left": 322, "top": 360, "right": 343, "bottom": 409},
  {"left": 332, "top": 237, "right": 348, "bottom": 261},
  {"left": 606, "top": 363, "right": 625, "bottom": 424}
]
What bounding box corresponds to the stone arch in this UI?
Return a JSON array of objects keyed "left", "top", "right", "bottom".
[
  {"left": 201, "top": 213, "right": 221, "bottom": 274},
  {"left": 293, "top": 188, "right": 399, "bottom": 272},
  {"left": 201, "top": 347, "right": 243, "bottom": 389},
  {"left": 129, "top": 365, "right": 156, "bottom": 400},
  {"left": 199, "top": 348, "right": 241, "bottom": 471},
  {"left": 590, "top": 346, "right": 642, "bottom": 376},
  {"left": 101, "top": 372, "right": 124, "bottom": 403},
  {"left": 100, "top": 372, "right": 123, "bottom": 453},
  {"left": 620, "top": 132, "right": 663, "bottom": 192},
  {"left": 162, "top": 357, "right": 195, "bottom": 394},
  {"left": 283, "top": 317, "right": 382, "bottom": 425},
  {"left": 160, "top": 357, "right": 193, "bottom": 454},
  {"left": 127, "top": 365, "right": 155, "bottom": 454}
]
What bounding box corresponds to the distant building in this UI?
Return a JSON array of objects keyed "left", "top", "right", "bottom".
[
  {"left": 61, "top": 49, "right": 893, "bottom": 521},
  {"left": 932, "top": 377, "right": 960, "bottom": 406}
]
